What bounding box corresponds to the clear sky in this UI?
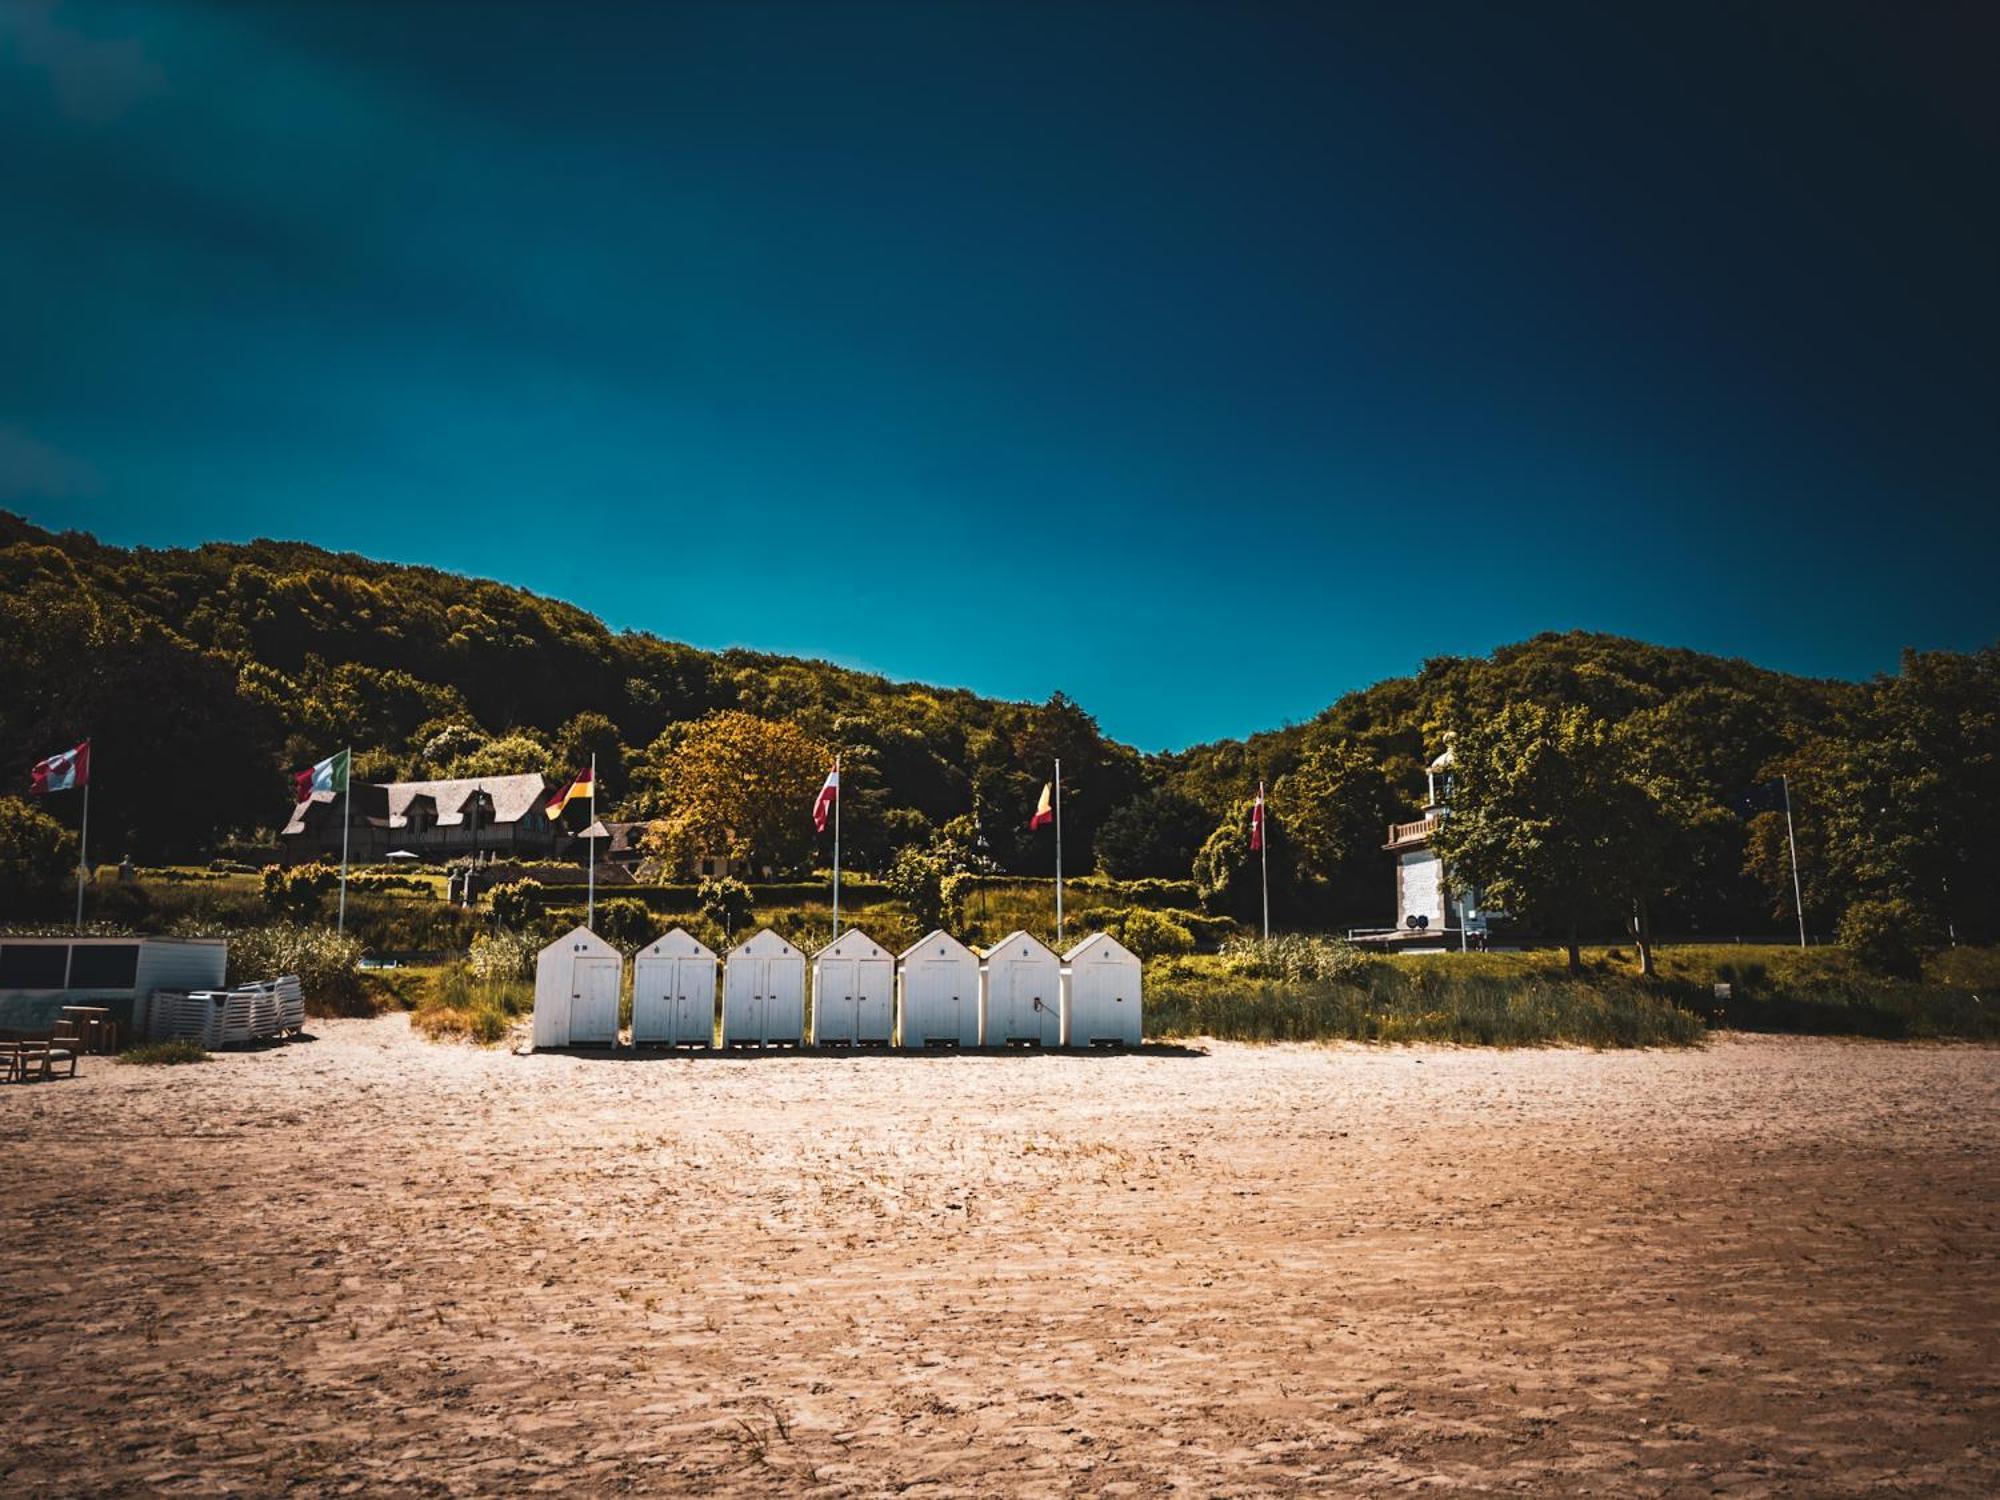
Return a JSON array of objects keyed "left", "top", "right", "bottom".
[{"left": 3, "top": 2, "right": 1995, "bottom": 751}]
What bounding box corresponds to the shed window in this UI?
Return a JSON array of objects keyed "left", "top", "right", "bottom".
[
  {"left": 68, "top": 944, "right": 141, "bottom": 989},
  {"left": 0, "top": 944, "right": 70, "bottom": 989}
]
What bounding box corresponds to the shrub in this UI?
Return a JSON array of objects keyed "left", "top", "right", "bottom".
[
  {"left": 1115, "top": 907, "right": 1195, "bottom": 959},
  {"left": 1838, "top": 897, "right": 1937, "bottom": 979},
  {"left": 117, "top": 1039, "right": 210, "bottom": 1066},
  {"left": 698, "top": 876, "right": 754, "bottom": 937},
  {"left": 227, "top": 923, "right": 370, "bottom": 1016},
  {"left": 490, "top": 878, "right": 544, "bottom": 929},
  {"left": 1220, "top": 933, "right": 1373, "bottom": 985},
  {"left": 262, "top": 863, "right": 338, "bottom": 918},
  {"left": 468, "top": 928, "right": 538, "bottom": 982},
  {"left": 409, "top": 962, "right": 534, "bottom": 1045},
  {"left": 887, "top": 847, "right": 966, "bottom": 933},
  {"left": 0, "top": 796, "right": 75, "bottom": 915},
  {"left": 595, "top": 897, "right": 654, "bottom": 949},
  {"left": 347, "top": 868, "right": 434, "bottom": 897}
]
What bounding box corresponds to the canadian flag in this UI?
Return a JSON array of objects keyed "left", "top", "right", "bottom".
[
  {"left": 1250, "top": 783, "right": 1265, "bottom": 853},
  {"left": 30, "top": 740, "right": 89, "bottom": 795},
  {"left": 813, "top": 763, "right": 840, "bottom": 834}
]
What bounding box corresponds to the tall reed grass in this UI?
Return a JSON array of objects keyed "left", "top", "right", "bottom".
[{"left": 1147, "top": 955, "right": 1706, "bottom": 1047}]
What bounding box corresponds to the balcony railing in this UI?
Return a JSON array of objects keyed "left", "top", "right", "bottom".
[{"left": 1385, "top": 815, "right": 1438, "bottom": 847}]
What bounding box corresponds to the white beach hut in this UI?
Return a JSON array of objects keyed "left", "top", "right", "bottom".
[
  {"left": 979, "top": 931, "right": 1062, "bottom": 1047},
  {"left": 631, "top": 927, "right": 718, "bottom": 1047},
  {"left": 721, "top": 928, "right": 806, "bottom": 1047},
  {"left": 1062, "top": 931, "right": 1143, "bottom": 1047},
  {"left": 532, "top": 925, "right": 622, "bottom": 1049},
  {"left": 810, "top": 929, "right": 894, "bottom": 1046},
  {"left": 896, "top": 930, "right": 980, "bottom": 1049}
]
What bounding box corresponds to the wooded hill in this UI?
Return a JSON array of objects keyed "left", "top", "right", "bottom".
[{"left": 3, "top": 512, "right": 1990, "bottom": 943}]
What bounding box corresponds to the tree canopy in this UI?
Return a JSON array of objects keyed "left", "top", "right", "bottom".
[{"left": 1, "top": 513, "right": 1988, "bottom": 953}]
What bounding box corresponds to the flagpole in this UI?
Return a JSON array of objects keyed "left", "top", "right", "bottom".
[
  {"left": 1783, "top": 773, "right": 1806, "bottom": 949},
  {"left": 1054, "top": 758, "right": 1063, "bottom": 948},
  {"left": 75, "top": 775, "right": 90, "bottom": 932},
  {"left": 337, "top": 747, "right": 351, "bottom": 938},
  {"left": 587, "top": 751, "right": 597, "bottom": 932},
  {"left": 832, "top": 756, "right": 841, "bottom": 942},
  {"left": 1259, "top": 780, "right": 1269, "bottom": 944}
]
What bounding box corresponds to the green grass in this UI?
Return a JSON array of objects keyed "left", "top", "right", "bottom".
[
  {"left": 116, "top": 1040, "right": 212, "bottom": 1066},
  {"left": 1146, "top": 954, "right": 1706, "bottom": 1047},
  {"left": 1145, "top": 943, "right": 1999, "bottom": 1046},
  {"left": 398, "top": 963, "right": 535, "bottom": 1045}
]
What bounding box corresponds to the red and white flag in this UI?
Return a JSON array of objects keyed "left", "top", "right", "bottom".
[
  {"left": 1250, "top": 782, "right": 1266, "bottom": 853},
  {"left": 30, "top": 740, "right": 90, "bottom": 795},
  {"left": 1030, "top": 782, "right": 1055, "bottom": 830},
  {"left": 813, "top": 763, "right": 840, "bottom": 833}
]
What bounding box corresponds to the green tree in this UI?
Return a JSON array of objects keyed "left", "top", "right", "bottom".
[
  {"left": 639, "top": 712, "right": 831, "bottom": 876},
  {"left": 697, "top": 876, "right": 754, "bottom": 939},
  {"left": 1277, "top": 735, "right": 1397, "bottom": 925},
  {"left": 1094, "top": 785, "right": 1212, "bottom": 880},
  {"left": 1192, "top": 798, "right": 1293, "bottom": 922},
  {"left": 0, "top": 796, "right": 74, "bottom": 915},
  {"left": 888, "top": 844, "right": 966, "bottom": 933},
  {"left": 446, "top": 731, "right": 551, "bottom": 779},
  {"left": 1431, "top": 703, "right": 1696, "bottom": 974},
  {"left": 551, "top": 712, "right": 628, "bottom": 807}
]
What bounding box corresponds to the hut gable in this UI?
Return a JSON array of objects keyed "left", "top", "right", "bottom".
[
  {"left": 542, "top": 924, "right": 617, "bottom": 961},
  {"left": 1062, "top": 931, "right": 1138, "bottom": 966},
  {"left": 984, "top": 930, "right": 1059, "bottom": 964},
  {"left": 726, "top": 928, "right": 800, "bottom": 962},
  {"left": 898, "top": 929, "right": 977, "bottom": 965},
  {"left": 812, "top": 930, "right": 892, "bottom": 964},
  {"left": 638, "top": 927, "right": 716, "bottom": 962}
]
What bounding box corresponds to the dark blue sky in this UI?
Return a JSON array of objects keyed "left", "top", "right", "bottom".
[{"left": 3, "top": 2, "right": 1995, "bottom": 750}]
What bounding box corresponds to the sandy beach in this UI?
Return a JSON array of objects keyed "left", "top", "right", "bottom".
[{"left": 2, "top": 1023, "right": 1995, "bottom": 1495}]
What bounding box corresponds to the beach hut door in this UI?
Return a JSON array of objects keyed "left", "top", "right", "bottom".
[
  {"left": 674, "top": 958, "right": 709, "bottom": 1044},
  {"left": 571, "top": 956, "right": 620, "bottom": 1042},
  {"left": 747, "top": 956, "right": 769, "bottom": 1040},
  {"left": 822, "top": 957, "right": 856, "bottom": 1038}
]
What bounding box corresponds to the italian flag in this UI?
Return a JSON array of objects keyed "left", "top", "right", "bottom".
[
  {"left": 1030, "top": 782, "right": 1055, "bottom": 829},
  {"left": 30, "top": 740, "right": 90, "bottom": 795},
  {"left": 292, "top": 749, "right": 350, "bottom": 803},
  {"left": 546, "top": 766, "right": 594, "bottom": 820},
  {"left": 813, "top": 763, "right": 839, "bottom": 833}
]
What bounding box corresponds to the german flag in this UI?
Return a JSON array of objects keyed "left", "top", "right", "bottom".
[{"left": 545, "top": 765, "right": 594, "bottom": 821}]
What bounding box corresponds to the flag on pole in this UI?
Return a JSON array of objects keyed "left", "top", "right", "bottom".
[
  {"left": 1031, "top": 782, "right": 1055, "bottom": 829},
  {"left": 1250, "top": 785, "right": 1266, "bottom": 852},
  {"left": 813, "top": 764, "right": 840, "bottom": 833},
  {"left": 545, "top": 765, "right": 594, "bottom": 820},
  {"left": 291, "top": 748, "right": 349, "bottom": 803},
  {"left": 30, "top": 740, "right": 90, "bottom": 795}
]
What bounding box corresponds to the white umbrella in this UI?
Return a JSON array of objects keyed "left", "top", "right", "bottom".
[{"left": 385, "top": 850, "right": 420, "bottom": 860}]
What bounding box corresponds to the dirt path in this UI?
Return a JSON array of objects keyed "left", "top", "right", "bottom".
[{"left": 2, "top": 1023, "right": 1994, "bottom": 1495}]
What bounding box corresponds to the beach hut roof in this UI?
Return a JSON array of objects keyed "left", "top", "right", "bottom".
[
  {"left": 540, "top": 924, "right": 617, "bottom": 959},
  {"left": 638, "top": 926, "right": 716, "bottom": 960},
  {"left": 897, "top": 929, "right": 978, "bottom": 962},
  {"left": 1063, "top": 931, "right": 1139, "bottom": 964},
  {"left": 725, "top": 927, "right": 801, "bottom": 960},
  {"left": 982, "top": 930, "right": 1059, "bottom": 962},
  {"left": 812, "top": 929, "right": 891, "bottom": 962}
]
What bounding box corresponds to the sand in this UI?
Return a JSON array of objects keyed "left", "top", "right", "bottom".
[{"left": 1, "top": 1021, "right": 1995, "bottom": 1496}]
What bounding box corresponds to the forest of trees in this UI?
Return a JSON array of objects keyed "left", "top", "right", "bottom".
[{"left": 2, "top": 512, "right": 1992, "bottom": 956}]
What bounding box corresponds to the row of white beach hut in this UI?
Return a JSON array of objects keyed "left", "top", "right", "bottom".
[{"left": 531, "top": 926, "right": 1141, "bottom": 1051}]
